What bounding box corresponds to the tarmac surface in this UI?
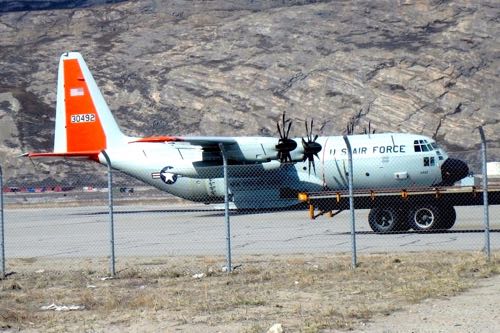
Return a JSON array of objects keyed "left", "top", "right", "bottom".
[{"left": 3, "top": 200, "right": 499, "bottom": 258}]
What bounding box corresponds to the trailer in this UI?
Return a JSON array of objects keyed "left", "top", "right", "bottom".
[{"left": 298, "top": 185, "right": 500, "bottom": 233}]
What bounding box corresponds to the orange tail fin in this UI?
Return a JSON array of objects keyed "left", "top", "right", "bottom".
[{"left": 53, "top": 52, "right": 126, "bottom": 154}]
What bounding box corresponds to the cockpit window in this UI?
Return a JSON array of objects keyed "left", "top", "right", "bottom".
[{"left": 414, "top": 139, "right": 434, "bottom": 152}]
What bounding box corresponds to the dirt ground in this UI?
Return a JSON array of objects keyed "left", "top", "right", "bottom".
[
  {"left": 0, "top": 252, "right": 498, "bottom": 332},
  {"left": 349, "top": 273, "right": 500, "bottom": 333}
]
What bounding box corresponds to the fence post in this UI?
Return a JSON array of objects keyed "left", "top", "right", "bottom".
[
  {"left": 101, "top": 150, "right": 116, "bottom": 276},
  {"left": 219, "top": 144, "right": 232, "bottom": 272},
  {"left": 478, "top": 127, "right": 490, "bottom": 261},
  {"left": 343, "top": 135, "right": 357, "bottom": 268},
  {"left": 0, "top": 165, "right": 5, "bottom": 278}
]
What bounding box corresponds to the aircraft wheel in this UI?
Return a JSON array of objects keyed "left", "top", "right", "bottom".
[
  {"left": 369, "top": 207, "right": 405, "bottom": 233},
  {"left": 438, "top": 206, "right": 456, "bottom": 230},
  {"left": 408, "top": 205, "right": 441, "bottom": 231}
]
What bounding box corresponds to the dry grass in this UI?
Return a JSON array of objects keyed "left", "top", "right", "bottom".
[{"left": 0, "top": 252, "right": 499, "bottom": 332}]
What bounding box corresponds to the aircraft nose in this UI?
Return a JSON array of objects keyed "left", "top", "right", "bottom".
[{"left": 440, "top": 158, "right": 469, "bottom": 186}]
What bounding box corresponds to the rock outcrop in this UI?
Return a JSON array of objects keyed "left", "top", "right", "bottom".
[{"left": 0, "top": 0, "right": 498, "bottom": 182}]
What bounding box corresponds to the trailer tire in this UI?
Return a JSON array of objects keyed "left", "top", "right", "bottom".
[
  {"left": 369, "top": 207, "right": 406, "bottom": 233},
  {"left": 408, "top": 205, "right": 441, "bottom": 231},
  {"left": 438, "top": 206, "right": 456, "bottom": 230}
]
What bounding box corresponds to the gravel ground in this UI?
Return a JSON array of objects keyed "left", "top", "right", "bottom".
[
  {"left": 2, "top": 255, "right": 498, "bottom": 332},
  {"left": 349, "top": 274, "right": 500, "bottom": 333}
]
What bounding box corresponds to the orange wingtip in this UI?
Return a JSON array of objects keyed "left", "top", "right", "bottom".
[{"left": 129, "top": 136, "right": 181, "bottom": 143}]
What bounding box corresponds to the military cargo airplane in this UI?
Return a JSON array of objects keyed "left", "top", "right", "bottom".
[{"left": 24, "top": 52, "right": 469, "bottom": 232}]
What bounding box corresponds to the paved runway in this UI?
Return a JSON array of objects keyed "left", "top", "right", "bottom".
[{"left": 3, "top": 203, "right": 499, "bottom": 258}]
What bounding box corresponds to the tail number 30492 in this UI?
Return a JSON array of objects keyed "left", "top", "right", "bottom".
[{"left": 71, "top": 114, "right": 96, "bottom": 123}]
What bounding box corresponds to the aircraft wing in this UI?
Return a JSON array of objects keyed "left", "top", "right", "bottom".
[
  {"left": 130, "top": 135, "right": 281, "bottom": 163},
  {"left": 129, "top": 136, "right": 238, "bottom": 146},
  {"left": 20, "top": 151, "right": 101, "bottom": 161}
]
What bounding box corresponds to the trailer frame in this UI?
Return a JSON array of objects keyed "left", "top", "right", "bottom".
[{"left": 298, "top": 185, "right": 500, "bottom": 232}]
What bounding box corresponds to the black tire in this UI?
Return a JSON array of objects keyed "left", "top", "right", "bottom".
[
  {"left": 369, "top": 207, "right": 406, "bottom": 233},
  {"left": 407, "top": 205, "right": 441, "bottom": 231},
  {"left": 438, "top": 206, "right": 456, "bottom": 230}
]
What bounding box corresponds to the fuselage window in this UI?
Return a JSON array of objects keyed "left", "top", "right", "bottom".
[{"left": 423, "top": 156, "right": 435, "bottom": 167}]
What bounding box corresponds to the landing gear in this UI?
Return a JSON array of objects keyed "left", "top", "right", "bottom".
[{"left": 368, "top": 207, "right": 410, "bottom": 233}]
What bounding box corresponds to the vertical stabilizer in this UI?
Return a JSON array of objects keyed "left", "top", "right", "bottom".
[{"left": 54, "top": 52, "right": 126, "bottom": 153}]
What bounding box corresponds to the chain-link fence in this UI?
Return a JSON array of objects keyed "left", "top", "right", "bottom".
[{"left": 1, "top": 142, "right": 498, "bottom": 275}]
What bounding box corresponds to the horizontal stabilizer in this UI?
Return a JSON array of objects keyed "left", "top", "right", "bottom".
[
  {"left": 21, "top": 151, "right": 100, "bottom": 161},
  {"left": 129, "top": 136, "right": 181, "bottom": 143}
]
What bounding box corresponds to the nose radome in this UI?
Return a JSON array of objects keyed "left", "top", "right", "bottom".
[{"left": 440, "top": 158, "right": 469, "bottom": 186}]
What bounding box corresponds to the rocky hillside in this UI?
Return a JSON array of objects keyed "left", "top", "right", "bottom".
[
  {"left": 0, "top": 0, "right": 126, "bottom": 13},
  {"left": 0, "top": 0, "right": 498, "bottom": 183}
]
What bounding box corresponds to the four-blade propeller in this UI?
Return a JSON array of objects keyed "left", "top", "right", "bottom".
[{"left": 275, "top": 113, "right": 322, "bottom": 175}]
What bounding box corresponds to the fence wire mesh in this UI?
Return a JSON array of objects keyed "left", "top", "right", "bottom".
[{"left": 0, "top": 146, "right": 498, "bottom": 273}]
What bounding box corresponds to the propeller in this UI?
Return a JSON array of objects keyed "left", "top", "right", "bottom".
[
  {"left": 363, "top": 121, "right": 376, "bottom": 135},
  {"left": 302, "top": 119, "right": 322, "bottom": 175},
  {"left": 346, "top": 116, "right": 356, "bottom": 135},
  {"left": 347, "top": 117, "right": 376, "bottom": 135},
  {"left": 275, "top": 112, "right": 297, "bottom": 163}
]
